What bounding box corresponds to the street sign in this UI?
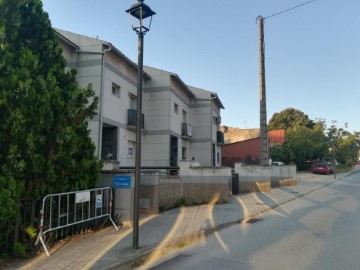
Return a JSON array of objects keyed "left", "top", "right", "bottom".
[
  {"left": 96, "top": 194, "right": 102, "bottom": 208},
  {"left": 113, "top": 175, "right": 131, "bottom": 188}
]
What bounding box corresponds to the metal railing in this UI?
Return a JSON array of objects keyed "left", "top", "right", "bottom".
[{"left": 35, "top": 187, "right": 118, "bottom": 256}]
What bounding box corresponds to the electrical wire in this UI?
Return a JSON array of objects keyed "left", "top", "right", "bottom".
[{"left": 264, "top": 0, "right": 317, "bottom": 20}]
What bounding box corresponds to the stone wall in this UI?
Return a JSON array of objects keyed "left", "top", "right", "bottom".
[
  {"left": 99, "top": 163, "right": 232, "bottom": 224},
  {"left": 158, "top": 177, "right": 183, "bottom": 210},
  {"left": 221, "top": 126, "right": 260, "bottom": 144}
]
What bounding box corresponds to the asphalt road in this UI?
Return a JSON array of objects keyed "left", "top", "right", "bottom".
[{"left": 139, "top": 170, "right": 360, "bottom": 270}]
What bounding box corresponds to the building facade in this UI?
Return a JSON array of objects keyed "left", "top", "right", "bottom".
[{"left": 56, "top": 29, "right": 224, "bottom": 168}]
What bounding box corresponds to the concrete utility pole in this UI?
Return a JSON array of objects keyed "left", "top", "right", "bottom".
[{"left": 257, "top": 16, "right": 269, "bottom": 166}]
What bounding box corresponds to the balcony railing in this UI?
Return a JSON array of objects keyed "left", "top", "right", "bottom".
[
  {"left": 127, "top": 109, "right": 144, "bottom": 130},
  {"left": 217, "top": 131, "right": 224, "bottom": 144},
  {"left": 181, "top": 122, "right": 192, "bottom": 139}
]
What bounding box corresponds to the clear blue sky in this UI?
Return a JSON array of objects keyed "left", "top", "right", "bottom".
[{"left": 42, "top": 0, "right": 360, "bottom": 132}]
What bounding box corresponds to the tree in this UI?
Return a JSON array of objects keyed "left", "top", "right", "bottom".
[
  {"left": 0, "top": 0, "right": 101, "bottom": 254},
  {"left": 273, "top": 125, "right": 328, "bottom": 170},
  {"left": 327, "top": 121, "right": 360, "bottom": 165},
  {"left": 268, "top": 108, "right": 314, "bottom": 131},
  {"left": 269, "top": 143, "right": 292, "bottom": 164}
]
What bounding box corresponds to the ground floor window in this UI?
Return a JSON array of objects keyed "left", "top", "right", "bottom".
[
  {"left": 182, "top": 147, "right": 187, "bottom": 160},
  {"left": 128, "top": 141, "right": 135, "bottom": 157}
]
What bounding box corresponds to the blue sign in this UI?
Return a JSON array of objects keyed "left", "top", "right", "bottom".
[
  {"left": 96, "top": 194, "right": 102, "bottom": 208},
  {"left": 113, "top": 175, "right": 131, "bottom": 188}
]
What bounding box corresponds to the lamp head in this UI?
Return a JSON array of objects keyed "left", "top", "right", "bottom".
[{"left": 126, "top": 0, "right": 156, "bottom": 35}]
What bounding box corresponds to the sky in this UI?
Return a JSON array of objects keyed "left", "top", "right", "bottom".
[{"left": 41, "top": 0, "right": 360, "bottom": 132}]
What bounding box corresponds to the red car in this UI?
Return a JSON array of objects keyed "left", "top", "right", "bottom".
[{"left": 311, "top": 163, "right": 332, "bottom": 175}]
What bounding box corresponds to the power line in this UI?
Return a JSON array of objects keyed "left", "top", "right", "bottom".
[{"left": 264, "top": 0, "right": 317, "bottom": 20}]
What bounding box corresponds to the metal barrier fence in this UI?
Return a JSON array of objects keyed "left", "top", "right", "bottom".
[{"left": 35, "top": 187, "right": 118, "bottom": 256}]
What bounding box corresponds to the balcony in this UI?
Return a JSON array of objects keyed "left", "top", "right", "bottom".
[
  {"left": 217, "top": 131, "right": 224, "bottom": 144},
  {"left": 181, "top": 122, "right": 192, "bottom": 139},
  {"left": 127, "top": 109, "right": 144, "bottom": 130}
]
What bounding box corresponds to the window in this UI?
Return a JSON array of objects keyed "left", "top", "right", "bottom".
[
  {"left": 174, "top": 103, "right": 179, "bottom": 114},
  {"left": 213, "top": 116, "right": 217, "bottom": 125},
  {"left": 182, "top": 147, "right": 187, "bottom": 160},
  {"left": 129, "top": 93, "right": 137, "bottom": 109},
  {"left": 128, "top": 141, "right": 135, "bottom": 157},
  {"left": 182, "top": 110, "right": 187, "bottom": 122},
  {"left": 112, "top": 83, "right": 121, "bottom": 97}
]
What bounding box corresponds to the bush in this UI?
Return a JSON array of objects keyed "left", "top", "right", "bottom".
[
  {"left": 13, "top": 242, "right": 27, "bottom": 258},
  {"left": 173, "top": 197, "right": 187, "bottom": 208}
]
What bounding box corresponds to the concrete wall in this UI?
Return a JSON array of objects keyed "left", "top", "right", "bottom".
[
  {"left": 97, "top": 172, "right": 134, "bottom": 225},
  {"left": 158, "top": 160, "right": 232, "bottom": 211},
  {"left": 234, "top": 163, "right": 297, "bottom": 193},
  {"left": 98, "top": 171, "right": 159, "bottom": 225},
  {"left": 178, "top": 160, "right": 231, "bottom": 204},
  {"left": 270, "top": 165, "right": 297, "bottom": 187},
  {"left": 99, "top": 161, "right": 231, "bottom": 223}
]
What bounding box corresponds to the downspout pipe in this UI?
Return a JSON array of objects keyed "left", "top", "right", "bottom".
[
  {"left": 210, "top": 95, "right": 217, "bottom": 167},
  {"left": 76, "top": 45, "right": 112, "bottom": 159}
]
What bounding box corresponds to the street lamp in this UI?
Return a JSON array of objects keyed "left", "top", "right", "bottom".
[{"left": 126, "top": 0, "right": 156, "bottom": 250}]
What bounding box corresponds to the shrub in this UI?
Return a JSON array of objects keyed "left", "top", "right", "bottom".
[
  {"left": 13, "top": 242, "right": 27, "bottom": 258},
  {"left": 173, "top": 197, "right": 187, "bottom": 208}
]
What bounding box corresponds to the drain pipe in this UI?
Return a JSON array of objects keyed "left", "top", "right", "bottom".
[
  {"left": 77, "top": 45, "right": 112, "bottom": 159},
  {"left": 210, "top": 95, "right": 217, "bottom": 167}
]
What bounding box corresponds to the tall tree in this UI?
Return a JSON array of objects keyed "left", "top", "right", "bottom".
[
  {"left": 285, "top": 126, "right": 327, "bottom": 170},
  {"left": 0, "top": 0, "right": 101, "bottom": 253},
  {"left": 327, "top": 121, "right": 360, "bottom": 164},
  {"left": 268, "top": 108, "right": 314, "bottom": 131}
]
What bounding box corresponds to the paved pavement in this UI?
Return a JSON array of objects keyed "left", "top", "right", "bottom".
[{"left": 3, "top": 171, "right": 353, "bottom": 270}]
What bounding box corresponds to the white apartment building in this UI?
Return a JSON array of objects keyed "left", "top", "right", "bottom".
[{"left": 56, "top": 29, "right": 224, "bottom": 168}]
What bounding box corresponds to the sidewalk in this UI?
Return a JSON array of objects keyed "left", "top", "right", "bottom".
[{"left": 5, "top": 172, "right": 349, "bottom": 270}]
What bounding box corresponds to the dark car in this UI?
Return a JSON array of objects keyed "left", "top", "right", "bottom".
[{"left": 311, "top": 162, "right": 332, "bottom": 175}]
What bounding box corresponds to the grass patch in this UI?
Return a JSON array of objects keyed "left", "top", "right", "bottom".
[{"left": 334, "top": 165, "right": 352, "bottom": 173}]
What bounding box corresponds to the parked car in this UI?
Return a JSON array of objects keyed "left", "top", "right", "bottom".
[
  {"left": 311, "top": 162, "right": 332, "bottom": 175},
  {"left": 326, "top": 162, "right": 335, "bottom": 173},
  {"left": 272, "top": 161, "right": 285, "bottom": 166}
]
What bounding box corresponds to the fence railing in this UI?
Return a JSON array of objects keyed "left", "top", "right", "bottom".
[{"left": 35, "top": 187, "right": 118, "bottom": 256}]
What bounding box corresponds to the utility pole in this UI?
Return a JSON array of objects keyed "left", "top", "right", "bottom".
[{"left": 257, "top": 16, "right": 269, "bottom": 166}]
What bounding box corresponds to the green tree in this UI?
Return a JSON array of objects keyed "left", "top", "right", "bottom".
[
  {"left": 284, "top": 126, "right": 328, "bottom": 170},
  {"left": 268, "top": 108, "right": 314, "bottom": 131},
  {"left": 327, "top": 121, "right": 360, "bottom": 165},
  {"left": 269, "top": 143, "right": 292, "bottom": 164},
  {"left": 0, "top": 0, "right": 101, "bottom": 254}
]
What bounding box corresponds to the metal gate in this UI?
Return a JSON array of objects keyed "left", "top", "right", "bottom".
[
  {"left": 232, "top": 173, "right": 239, "bottom": 195},
  {"left": 35, "top": 187, "right": 118, "bottom": 256}
]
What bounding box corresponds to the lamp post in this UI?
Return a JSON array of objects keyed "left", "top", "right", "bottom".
[
  {"left": 126, "top": 0, "right": 156, "bottom": 250},
  {"left": 332, "top": 139, "right": 337, "bottom": 179}
]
